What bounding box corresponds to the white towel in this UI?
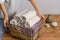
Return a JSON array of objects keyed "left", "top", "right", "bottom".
[
  {"left": 10, "top": 10, "right": 41, "bottom": 29},
  {"left": 22, "top": 10, "right": 37, "bottom": 21},
  {"left": 14, "top": 10, "right": 36, "bottom": 21},
  {"left": 27, "top": 15, "right": 41, "bottom": 28}
]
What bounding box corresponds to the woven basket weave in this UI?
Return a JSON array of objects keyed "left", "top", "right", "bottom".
[{"left": 7, "top": 20, "right": 43, "bottom": 40}]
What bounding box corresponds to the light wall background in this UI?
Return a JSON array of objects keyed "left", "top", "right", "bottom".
[
  {"left": 18, "top": 0, "right": 60, "bottom": 14},
  {"left": 1, "top": 0, "right": 60, "bottom": 15}
]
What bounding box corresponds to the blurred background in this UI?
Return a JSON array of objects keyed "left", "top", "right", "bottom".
[{"left": 6, "top": 0, "right": 60, "bottom": 14}]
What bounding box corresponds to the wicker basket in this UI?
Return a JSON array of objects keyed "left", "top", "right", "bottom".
[
  {"left": 10, "top": 28, "right": 41, "bottom": 40},
  {"left": 7, "top": 20, "right": 43, "bottom": 40}
]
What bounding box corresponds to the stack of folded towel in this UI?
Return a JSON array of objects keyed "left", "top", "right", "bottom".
[
  {"left": 9, "top": 9, "right": 42, "bottom": 40},
  {"left": 10, "top": 10, "right": 41, "bottom": 29}
]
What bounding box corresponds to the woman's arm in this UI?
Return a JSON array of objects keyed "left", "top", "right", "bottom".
[
  {"left": 0, "top": 3, "right": 8, "bottom": 18},
  {"left": 29, "top": 0, "right": 45, "bottom": 20},
  {"left": 0, "top": 3, "right": 8, "bottom": 27}
]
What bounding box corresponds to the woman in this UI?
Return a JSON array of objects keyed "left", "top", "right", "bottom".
[{"left": 0, "top": 0, "right": 45, "bottom": 40}]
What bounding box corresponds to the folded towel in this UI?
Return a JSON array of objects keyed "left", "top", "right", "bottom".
[
  {"left": 14, "top": 10, "right": 37, "bottom": 24},
  {"left": 27, "top": 15, "right": 41, "bottom": 28},
  {"left": 10, "top": 10, "right": 41, "bottom": 29},
  {"left": 22, "top": 10, "right": 36, "bottom": 21}
]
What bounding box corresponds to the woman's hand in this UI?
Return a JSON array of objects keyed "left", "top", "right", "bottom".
[
  {"left": 37, "top": 11, "right": 46, "bottom": 20},
  {"left": 4, "top": 16, "right": 9, "bottom": 27},
  {"left": 40, "top": 14, "right": 46, "bottom": 20},
  {"left": 0, "top": 3, "right": 9, "bottom": 27}
]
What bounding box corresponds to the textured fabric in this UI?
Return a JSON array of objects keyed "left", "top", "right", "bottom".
[
  {"left": 10, "top": 10, "right": 41, "bottom": 29},
  {"left": 0, "top": 0, "right": 5, "bottom": 3}
]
